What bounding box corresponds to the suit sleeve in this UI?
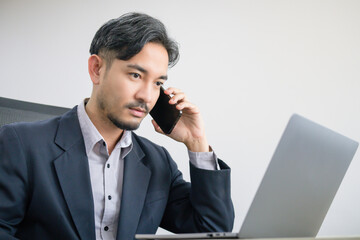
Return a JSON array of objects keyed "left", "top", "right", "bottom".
[
  {"left": 159, "top": 147, "right": 234, "bottom": 233},
  {"left": 0, "top": 125, "right": 28, "bottom": 239}
]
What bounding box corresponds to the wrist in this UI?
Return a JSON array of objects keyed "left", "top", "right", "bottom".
[{"left": 185, "top": 137, "right": 210, "bottom": 152}]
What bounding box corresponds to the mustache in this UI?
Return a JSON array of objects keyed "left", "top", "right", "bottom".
[{"left": 125, "top": 101, "right": 150, "bottom": 113}]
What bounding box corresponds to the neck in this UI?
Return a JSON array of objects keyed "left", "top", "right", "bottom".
[{"left": 85, "top": 98, "right": 123, "bottom": 154}]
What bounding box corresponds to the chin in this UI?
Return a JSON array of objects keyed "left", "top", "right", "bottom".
[
  {"left": 108, "top": 114, "right": 142, "bottom": 131},
  {"left": 114, "top": 120, "right": 141, "bottom": 131}
]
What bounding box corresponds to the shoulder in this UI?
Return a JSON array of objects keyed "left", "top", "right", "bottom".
[
  {"left": 131, "top": 132, "right": 175, "bottom": 168},
  {"left": 0, "top": 107, "right": 76, "bottom": 147},
  {"left": 1, "top": 116, "right": 60, "bottom": 139},
  {"left": 131, "top": 132, "right": 171, "bottom": 157},
  {"left": 132, "top": 132, "right": 163, "bottom": 150},
  {"left": 0, "top": 116, "right": 64, "bottom": 167}
]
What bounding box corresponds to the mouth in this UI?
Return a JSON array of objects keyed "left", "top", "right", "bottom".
[{"left": 129, "top": 107, "right": 147, "bottom": 118}]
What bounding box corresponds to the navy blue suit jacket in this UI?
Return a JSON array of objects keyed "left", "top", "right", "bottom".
[{"left": 0, "top": 106, "right": 234, "bottom": 239}]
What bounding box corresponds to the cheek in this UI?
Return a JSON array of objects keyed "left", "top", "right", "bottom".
[
  {"left": 105, "top": 79, "right": 133, "bottom": 102},
  {"left": 150, "top": 92, "right": 160, "bottom": 108}
]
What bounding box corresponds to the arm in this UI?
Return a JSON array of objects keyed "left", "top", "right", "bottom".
[
  {"left": 0, "top": 125, "right": 27, "bottom": 239},
  {"left": 159, "top": 147, "right": 234, "bottom": 233},
  {"left": 151, "top": 88, "right": 234, "bottom": 232}
]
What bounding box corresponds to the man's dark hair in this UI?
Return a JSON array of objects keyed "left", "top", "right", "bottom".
[{"left": 89, "top": 12, "right": 179, "bottom": 68}]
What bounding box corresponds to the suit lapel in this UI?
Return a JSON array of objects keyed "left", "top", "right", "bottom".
[
  {"left": 116, "top": 136, "right": 151, "bottom": 240},
  {"left": 54, "top": 107, "right": 96, "bottom": 240}
]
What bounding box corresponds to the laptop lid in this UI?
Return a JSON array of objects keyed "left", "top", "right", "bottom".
[{"left": 238, "top": 114, "right": 358, "bottom": 238}]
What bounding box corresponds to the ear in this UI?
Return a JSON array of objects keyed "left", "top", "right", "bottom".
[{"left": 88, "top": 54, "right": 104, "bottom": 85}]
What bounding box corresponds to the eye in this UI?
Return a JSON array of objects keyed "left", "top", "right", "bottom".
[
  {"left": 155, "top": 81, "right": 164, "bottom": 87},
  {"left": 130, "top": 73, "right": 141, "bottom": 79}
]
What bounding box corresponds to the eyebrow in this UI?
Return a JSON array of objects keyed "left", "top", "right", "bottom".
[{"left": 127, "top": 64, "right": 168, "bottom": 80}]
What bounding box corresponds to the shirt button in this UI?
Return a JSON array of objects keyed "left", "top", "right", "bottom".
[
  {"left": 104, "top": 226, "right": 109, "bottom": 231},
  {"left": 108, "top": 195, "right": 112, "bottom": 200},
  {"left": 107, "top": 163, "right": 110, "bottom": 168}
]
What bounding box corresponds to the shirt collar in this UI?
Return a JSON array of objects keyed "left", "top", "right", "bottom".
[{"left": 77, "top": 98, "right": 133, "bottom": 156}]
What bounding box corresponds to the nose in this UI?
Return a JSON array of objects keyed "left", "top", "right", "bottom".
[{"left": 135, "top": 83, "right": 154, "bottom": 104}]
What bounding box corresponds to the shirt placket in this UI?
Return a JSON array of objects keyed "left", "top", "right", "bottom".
[{"left": 100, "top": 144, "right": 119, "bottom": 240}]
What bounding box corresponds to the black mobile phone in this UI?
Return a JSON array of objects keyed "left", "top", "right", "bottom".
[{"left": 150, "top": 87, "right": 182, "bottom": 134}]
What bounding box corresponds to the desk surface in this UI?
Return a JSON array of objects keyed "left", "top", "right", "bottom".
[
  {"left": 208, "top": 238, "right": 360, "bottom": 240},
  {"left": 137, "top": 237, "right": 360, "bottom": 240},
  {"left": 190, "top": 236, "right": 360, "bottom": 240}
]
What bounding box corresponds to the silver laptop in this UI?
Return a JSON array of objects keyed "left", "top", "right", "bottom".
[{"left": 136, "top": 114, "right": 359, "bottom": 239}]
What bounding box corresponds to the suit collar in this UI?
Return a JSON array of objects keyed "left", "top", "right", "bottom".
[
  {"left": 129, "top": 133, "right": 145, "bottom": 161},
  {"left": 116, "top": 134, "right": 151, "bottom": 240},
  {"left": 54, "top": 106, "right": 96, "bottom": 240},
  {"left": 55, "top": 106, "right": 83, "bottom": 151}
]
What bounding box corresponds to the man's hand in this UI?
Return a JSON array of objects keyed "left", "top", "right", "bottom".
[{"left": 151, "top": 87, "right": 210, "bottom": 152}]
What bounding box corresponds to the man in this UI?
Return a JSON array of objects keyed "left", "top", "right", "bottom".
[{"left": 0, "top": 12, "right": 234, "bottom": 240}]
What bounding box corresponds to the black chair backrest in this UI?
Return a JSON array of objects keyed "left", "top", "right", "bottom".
[{"left": 0, "top": 97, "right": 70, "bottom": 127}]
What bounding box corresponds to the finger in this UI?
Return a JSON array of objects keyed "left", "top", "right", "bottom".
[
  {"left": 169, "top": 92, "right": 186, "bottom": 105},
  {"left": 164, "top": 87, "right": 187, "bottom": 104},
  {"left": 151, "top": 119, "right": 165, "bottom": 135},
  {"left": 176, "top": 101, "right": 200, "bottom": 114},
  {"left": 164, "top": 87, "right": 182, "bottom": 96}
]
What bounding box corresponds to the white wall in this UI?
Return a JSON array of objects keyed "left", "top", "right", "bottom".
[{"left": 1, "top": 0, "right": 359, "bottom": 236}]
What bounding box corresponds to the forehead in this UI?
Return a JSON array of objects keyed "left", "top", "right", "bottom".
[{"left": 114, "top": 42, "right": 169, "bottom": 76}]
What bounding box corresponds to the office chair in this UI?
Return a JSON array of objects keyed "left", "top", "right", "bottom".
[{"left": 0, "top": 97, "right": 70, "bottom": 128}]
